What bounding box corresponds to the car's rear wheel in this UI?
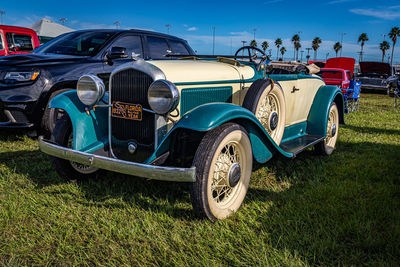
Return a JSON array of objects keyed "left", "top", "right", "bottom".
[
  {"left": 243, "top": 79, "right": 286, "bottom": 145},
  {"left": 315, "top": 103, "right": 339, "bottom": 155},
  {"left": 50, "top": 114, "right": 100, "bottom": 181},
  {"left": 190, "top": 123, "right": 253, "bottom": 221}
]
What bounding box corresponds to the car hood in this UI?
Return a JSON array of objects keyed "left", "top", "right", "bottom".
[
  {"left": 0, "top": 53, "right": 86, "bottom": 67},
  {"left": 359, "top": 62, "right": 391, "bottom": 76},
  {"left": 325, "top": 57, "right": 355, "bottom": 75},
  {"left": 148, "top": 60, "right": 256, "bottom": 84}
]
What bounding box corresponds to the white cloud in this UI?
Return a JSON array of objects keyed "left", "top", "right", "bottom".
[
  {"left": 328, "top": 0, "right": 355, "bottom": 4},
  {"left": 187, "top": 27, "right": 197, "bottom": 31},
  {"left": 350, "top": 7, "right": 400, "bottom": 20}
]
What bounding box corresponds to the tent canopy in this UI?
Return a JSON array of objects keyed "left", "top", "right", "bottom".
[{"left": 29, "top": 18, "right": 74, "bottom": 38}]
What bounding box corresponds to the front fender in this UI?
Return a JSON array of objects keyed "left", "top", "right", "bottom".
[
  {"left": 307, "top": 85, "right": 345, "bottom": 137},
  {"left": 148, "top": 103, "right": 293, "bottom": 165},
  {"left": 49, "top": 90, "right": 108, "bottom": 152}
]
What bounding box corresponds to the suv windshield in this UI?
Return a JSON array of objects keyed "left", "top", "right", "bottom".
[{"left": 35, "top": 31, "right": 117, "bottom": 56}]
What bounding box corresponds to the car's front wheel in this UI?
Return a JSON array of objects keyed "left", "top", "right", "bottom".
[
  {"left": 50, "top": 114, "right": 100, "bottom": 181},
  {"left": 190, "top": 123, "right": 253, "bottom": 221}
]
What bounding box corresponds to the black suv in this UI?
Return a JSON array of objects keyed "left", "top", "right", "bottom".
[{"left": 0, "top": 29, "right": 194, "bottom": 133}]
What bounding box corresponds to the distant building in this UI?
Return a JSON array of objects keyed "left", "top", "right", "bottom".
[{"left": 29, "top": 18, "right": 74, "bottom": 44}]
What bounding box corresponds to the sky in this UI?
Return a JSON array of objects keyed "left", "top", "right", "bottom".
[{"left": 2, "top": 0, "right": 400, "bottom": 63}]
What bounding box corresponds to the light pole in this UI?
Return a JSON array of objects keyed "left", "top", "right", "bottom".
[
  {"left": 306, "top": 48, "right": 312, "bottom": 63},
  {"left": 165, "top": 24, "right": 171, "bottom": 34},
  {"left": 114, "top": 21, "right": 120, "bottom": 29},
  {"left": 325, "top": 52, "right": 330, "bottom": 61},
  {"left": 59, "top": 18, "right": 67, "bottom": 25},
  {"left": 339, "top": 33, "right": 346, "bottom": 57},
  {"left": 212, "top": 26, "right": 216, "bottom": 55},
  {"left": 253, "top": 28, "right": 257, "bottom": 41},
  {"left": 268, "top": 49, "right": 272, "bottom": 57},
  {"left": 0, "top": 11, "right": 5, "bottom": 25},
  {"left": 300, "top": 50, "right": 304, "bottom": 63}
]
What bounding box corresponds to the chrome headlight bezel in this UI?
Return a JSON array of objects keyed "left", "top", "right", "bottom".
[
  {"left": 148, "top": 79, "right": 179, "bottom": 115},
  {"left": 77, "top": 74, "right": 105, "bottom": 107}
]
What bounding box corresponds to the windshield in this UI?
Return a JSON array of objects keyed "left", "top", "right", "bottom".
[
  {"left": 34, "top": 31, "right": 117, "bottom": 56},
  {"left": 317, "top": 70, "right": 343, "bottom": 79}
]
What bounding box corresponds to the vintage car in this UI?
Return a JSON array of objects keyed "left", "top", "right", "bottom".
[
  {"left": 39, "top": 46, "right": 344, "bottom": 221},
  {"left": 356, "top": 61, "right": 398, "bottom": 93},
  {"left": 0, "top": 29, "right": 193, "bottom": 134}
]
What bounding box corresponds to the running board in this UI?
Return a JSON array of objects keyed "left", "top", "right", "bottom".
[{"left": 279, "top": 134, "right": 324, "bottom": 156}]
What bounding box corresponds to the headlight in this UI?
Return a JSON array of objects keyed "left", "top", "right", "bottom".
[
  {"left": 4, "top": 71, "right": 40, "bottom": 82},
  {"left": 148, "top": 80, "right": 179, "bottom": 114},
  {"left": 77, "top": 74, "right": 105, "bottom": 106}
]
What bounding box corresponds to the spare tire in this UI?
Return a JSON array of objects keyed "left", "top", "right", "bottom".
[{"left": 242, "top": 79, "right": 286, "bottom": 145}]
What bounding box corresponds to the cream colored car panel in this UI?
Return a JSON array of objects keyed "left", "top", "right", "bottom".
[
  {"left": 279, "top": 78, "right": 325, "bottom": 126},
  {"left": 149, "top": 60, "right": 255, "bottom": 83}
]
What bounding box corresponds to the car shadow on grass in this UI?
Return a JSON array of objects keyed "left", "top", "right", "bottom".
[
  {"left": 243, "top": 140, "right": 400, "bottom": 265},
  {"left": 342, "top": 124, "right": 400, "bottom": 135}
]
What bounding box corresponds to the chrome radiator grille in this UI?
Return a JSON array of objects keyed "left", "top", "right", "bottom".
[{"left": 110, "top": 69, "right": 154, "bottom": 147}]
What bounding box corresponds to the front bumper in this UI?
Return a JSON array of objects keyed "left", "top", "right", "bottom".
[
  {"left": 38, "top": 136, "right": 196, "bottom": 182},
  {"left": 0, "top": 108, "right": 34, "bottom": 128}
]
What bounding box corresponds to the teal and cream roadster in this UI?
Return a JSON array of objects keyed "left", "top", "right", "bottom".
[{"left": 39, "top": 46, "right": 344, "bottom": 221}]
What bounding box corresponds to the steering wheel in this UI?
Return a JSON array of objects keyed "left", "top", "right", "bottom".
[{"left": 234, "top": 46, "right": 266, "bottom": 63}]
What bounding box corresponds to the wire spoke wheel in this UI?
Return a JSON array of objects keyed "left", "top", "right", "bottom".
[
  {"left": 242, "top": 79, "right": 285, "bottom": 145},
  {"left": 190, "top": 123, "right": 253, "bottom": 221},
  {"left": 315, "top": 102, "right": 339, "bottom": 156}
]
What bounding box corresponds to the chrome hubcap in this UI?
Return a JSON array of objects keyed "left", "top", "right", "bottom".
[{"left": 228, "top": 163, "right": 241, "bottom": 187}]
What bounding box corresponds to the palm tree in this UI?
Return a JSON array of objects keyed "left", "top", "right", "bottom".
[
  {"left": 291, "top": 34, "right": 300, "bottom": 61},
  {"left": 261, "top": 41, "right": 269, "bottom": 53},
  {"left": 280, "top": 46, "right": 286, "bottom": 60},
  {"left": 333, "top": 42, "right": 342, "bottom": 57},
  {"left": 275, "top": 38, "right": 282, "bottom": 60},
  {"left": 357, "top": 33, "right": 369, "bottom": 62},
  {"left": 312, "top": 37, "right": 322, "bottom": 60},
  {"left": 250, "top": 40, "right": 257, "bottom": 47},
  {"left": 294, "top": 42, "right": 301, "bottom": 61},
  {"left": 389, "top": 27, "right": 400, "bottom": 66},
  {"left": 380, "top": 41, "right": 390, "bottom": 62}
]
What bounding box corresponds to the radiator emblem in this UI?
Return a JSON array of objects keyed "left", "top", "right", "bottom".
[{"left": 111, "top": 101, "right": 142, "bottom": 121}]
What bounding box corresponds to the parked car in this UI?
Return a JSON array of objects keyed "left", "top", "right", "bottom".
[
  {"left": 0, "top": 25, "right": 40, "bottom": 56},
  {"left": 318, "top": 68, "right": 353, "bottom": 91},
  {"left": 0, "top": 29, "right": 194, "bottom": 134},
  {"left": 356, "top": 61, "right": 398, "bottom": 93},
  {"left": 318, "top": 57, "right": 355, "bottom": 90},
  {"left": 39, "top": 46, "right": 344, "bottom": 221}
]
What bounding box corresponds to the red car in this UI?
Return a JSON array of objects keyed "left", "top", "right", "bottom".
[
  {"left": 318, "top": 57, "right": 355, "bottom": 91},
  {"left": 0, "top": 25, "right": 40, "bottom": 56}
]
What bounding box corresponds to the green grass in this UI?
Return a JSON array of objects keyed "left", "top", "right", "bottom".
[{"left": 1, "top": 93, "right": 399, "bottom": 266}]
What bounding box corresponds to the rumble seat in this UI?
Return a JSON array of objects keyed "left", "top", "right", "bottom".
[{"left": 269, "top": 61, "right": 320, "bottom": 75}]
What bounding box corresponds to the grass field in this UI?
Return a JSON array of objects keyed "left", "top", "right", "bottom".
[{"left": 0, "top": 93, "right": 399, "bottom": 266}]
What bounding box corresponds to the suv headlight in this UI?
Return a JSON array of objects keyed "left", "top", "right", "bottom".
[
  {"left": 77, "top": 75, "right": 105, "bottom": 106},
  {"left": 4, "top": 71, "right": 40, "bottom": 82},
  {"left": 148, "top": 80, "right": 179, "bottom": 115}
]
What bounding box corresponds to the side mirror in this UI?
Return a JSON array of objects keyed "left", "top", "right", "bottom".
[{"left": 107, "top": 47, "right": 128, "bottom": 60}]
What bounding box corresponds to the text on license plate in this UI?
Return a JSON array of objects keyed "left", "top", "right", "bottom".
[{"left": 111, "top": 101, "right": 142, "bottom": 121}]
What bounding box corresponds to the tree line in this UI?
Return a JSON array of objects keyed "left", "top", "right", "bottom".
[{"left": 248, "top": 27, "right": 400, "bottom": 65}]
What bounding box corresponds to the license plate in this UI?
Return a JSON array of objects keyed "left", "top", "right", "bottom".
[{"left": 111, "top": 101, "right": 142, "bottom": 121}]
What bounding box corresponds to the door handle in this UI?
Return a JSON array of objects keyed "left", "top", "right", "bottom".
[{"left": 292, "top": 86, "right": 300, "bottom": 93}]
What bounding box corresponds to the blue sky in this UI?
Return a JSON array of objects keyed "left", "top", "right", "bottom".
[{"left": 2, "top": 0, "right": 400, "bottom": 62}]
